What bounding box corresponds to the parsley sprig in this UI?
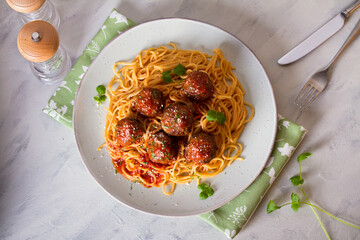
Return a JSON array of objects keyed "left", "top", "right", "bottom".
[
  {"left": 94, "top": 85, "right": 107, "bottom": 103},
  {"left": 267, "top": 152, "right": 360, "bottom": 239},
  {"left": 197, "top": 183, "right": 214, "bottom": 200},
  {"left": 162, "top": 63, "right": 186, "bottom": 83},
  {"left": 206, "top": 110, "right": 226, "bottom": 125},
  {"left": 173, "top": 63, "right": 186, "bottom": 76},
  {"left": 162, "top": 71, "right": 172, "bottom": 83}
]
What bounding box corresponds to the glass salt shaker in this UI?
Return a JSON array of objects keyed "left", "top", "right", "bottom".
[
  {"left": 17, "top": 20, "right": 71, "bottom": 85},
  {"left": 6, "top": 0, "right": 60, "bottom": 29}
]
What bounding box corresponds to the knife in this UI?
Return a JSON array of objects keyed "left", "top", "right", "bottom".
[{"left": 278, "top": 0, "right": 360, "bottom": 65}]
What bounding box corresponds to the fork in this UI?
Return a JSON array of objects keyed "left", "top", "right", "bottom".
[{"left": 295, "top": 18, "right": 360, "bottom": 111}]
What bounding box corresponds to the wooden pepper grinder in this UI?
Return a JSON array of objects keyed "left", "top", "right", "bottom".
[
  {"left": 6, "top": 0, "right": 60, "bottom": 29},
  {"left": 17, "top": 20, "right": 71, "bottom": 85}
]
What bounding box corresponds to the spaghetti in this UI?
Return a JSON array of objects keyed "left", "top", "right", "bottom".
[{"left": 104, "top": 43, "right": 254, "bottom": 195}]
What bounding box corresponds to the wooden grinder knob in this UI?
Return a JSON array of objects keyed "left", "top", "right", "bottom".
[
  {"left": 17, "top": 20, "right": 59, "bottom": 63},
  {"left": 6, "top": 0, "right": 45, "bottom": 13}
]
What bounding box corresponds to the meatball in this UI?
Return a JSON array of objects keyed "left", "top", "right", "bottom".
[
  {"left": 182, "top": 71, "right": 214, "bottom": 101},
  {"left": 147, "top": 131, "right": 176, "bottom": 164},
  {"left": 185, "top": 132, "right": 217, "bottom": 165},
  {"left": 132, "top": 88, "right": 165, "bottom": 117},
  {"left": 114, "top": 118, "right": 145, "bottom": 147},
  {"left": 161, "top": 102, "right": 193, "bottom": 136}
]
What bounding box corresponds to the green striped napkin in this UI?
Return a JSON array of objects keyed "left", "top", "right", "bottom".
[
  {"left": 200, "top": 116, "right": 307, "bottom": 238},
  {"left": 42, "top": 9, "right": 135, "bottom": 128},
  {"left": 42, "top": 10, "right": 307, "bottom": 239}
]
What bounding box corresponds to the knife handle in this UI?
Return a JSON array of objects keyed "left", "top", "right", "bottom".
[{"left": 342, "top": 0, "right": 360, "bottom": 18}]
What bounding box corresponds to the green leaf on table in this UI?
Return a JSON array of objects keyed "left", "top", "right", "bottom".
[
  {"left": 162, "top": 70, "right": 172, "bottom": 83},
  {"left": 173, "top": 63, "right": 186, "bottom": 76},
  {"left": 297, "top": 152, "right": 312, "bottom": 163},
  {"left": 267, "top": 200, "right": 281, "bottom": 213},
  {"left": 290, "top": 175, "right": 304, "bottom": 186},
  {"left": 291, "top": 193, "right": 300, "bottom": 212}
]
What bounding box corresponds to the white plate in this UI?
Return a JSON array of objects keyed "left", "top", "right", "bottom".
[{"left": 74, "top": 18, "right": 277, "bottom": 217}]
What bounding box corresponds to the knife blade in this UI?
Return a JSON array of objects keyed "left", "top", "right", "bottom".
[{"left": 278, "top": 0, "right": 360, "bottom": 65}]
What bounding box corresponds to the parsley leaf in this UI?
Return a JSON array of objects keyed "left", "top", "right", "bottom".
[
  {"left": 197, "top": 183, "right": 214, "bottom": 200},
  {"left": 93, "top": 96, "right": 100, "bottom": 102},
  {"left": 96, "top": 85, "right": 106, "bottom": 95},
  {"left": 197, "top": 183, "right": 206, "bottom": 192},
  {"left": 173, "top": 64, "right": 186, "bottom": 76},
  {"left": 267, "top": 200, "right": 281, "bottom": 213},
  {"left": 290, "top": 175, "right": 304, "bottom": 186},
  {"left": 206, "top": 110, "right": 226, "bottom": 125},
  {"left": 291, "top": 193, "right": 300, "bottom": 212},
  {"left": 206, "top": 187, "right": 214, "bottom": 197},
  {"left": 297, "top": 152, "right": 312, "bottom": 163},
  {"left": 162, "top": 70, "right": 172, "bottom": 83},
  {"left": 199, "top": 191, "right": 208, "bottom": 200},
  {"left": 216, "top": 112, "right": 226, "bottom": 125},
  {"left": 99, "top": 95, "right": 106, "bottom": 102},
  {"left": 94, "top": 85, "right": 107, "bottom": 103},
  {"left": 94, "top": 95, "right": 106, "bottom": 103},
  {"left": 162, "top": 64, "right": 187, "bottom": 83},
  {"left": 206, "top": 110, "right": 217, "bottom": 121}
]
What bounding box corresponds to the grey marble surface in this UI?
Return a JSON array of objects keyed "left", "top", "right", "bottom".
[{"left": 1, "top": 0, "right": 360, "bottom": 239}]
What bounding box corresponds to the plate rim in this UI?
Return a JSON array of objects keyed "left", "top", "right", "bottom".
[{"left": 73, "top": 17, "right": 277, "bottom": 217}]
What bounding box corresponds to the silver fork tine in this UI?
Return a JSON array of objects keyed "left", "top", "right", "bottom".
[
  {"left": 295, "top": 83, "right": 316, "bottom": 108},
  {"left": 303, "top": 90, "right": 321, "bottom": 109},
  {"left": 301, "top": 88, "right": 318, "bottom": 110},
  {"left": 295, "top": 84, "right": 311, "bottom": 105},
  {"left": 302, "top": 87, "right": 316, "bottom": 103}
]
